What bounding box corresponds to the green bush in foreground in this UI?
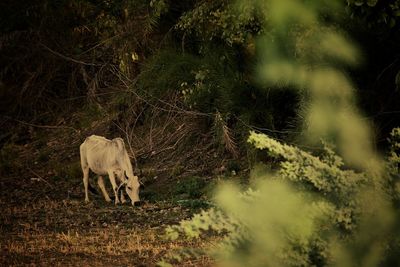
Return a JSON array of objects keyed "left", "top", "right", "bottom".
[
  {"left": 162, "top": 130, "right": 399, "bottom": 266},
  {"left": 160, "top": 0, "right": 400, "bottom": 266}
]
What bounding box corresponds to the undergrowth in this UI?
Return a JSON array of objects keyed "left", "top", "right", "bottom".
[
  {"left": 159, "top": 1, "right": 400, "bottom": 266},
  {"left": 161, "top": 130, "right": 400, "bottom": 266}
]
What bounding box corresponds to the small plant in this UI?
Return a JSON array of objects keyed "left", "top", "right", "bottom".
[{"left": 174, "top": 176, "right": 206, "bottom": 200}]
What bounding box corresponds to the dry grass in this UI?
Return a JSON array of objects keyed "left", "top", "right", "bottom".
[
  {"left": 2, "top": 226, "right": 210, "bottom": 266},
  {"left": 0, "top": 177, "right": 214, "bottom": 266},
  {"left": 0, "top": 98, "right": 230, "bottom": 266}
]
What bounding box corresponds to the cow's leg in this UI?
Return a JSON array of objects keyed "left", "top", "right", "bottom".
[
  {"left": 82, "top": 166, "right": 90, "bottom": 202},
  {"left": 108, "top": 172, "right": 120, "bottom": 204},
  {"left": 98, "top": 175, "right": 111, "bottom": 202},
  {"left": 116, "top": 172, "right": 127, "bottom": 204},
  {"left": 120, "top": 190, "right": 126, "bottom": 204}
]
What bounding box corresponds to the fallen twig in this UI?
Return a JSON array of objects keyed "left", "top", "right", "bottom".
[{"left": 27, "top": 168, "right": 53, "bottom": 189}]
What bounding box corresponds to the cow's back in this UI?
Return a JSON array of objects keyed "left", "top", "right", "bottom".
[{"left": 80, "top": 135, "right": 123, "bottom": 175}]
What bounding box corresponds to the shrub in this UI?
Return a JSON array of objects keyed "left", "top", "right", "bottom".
[
  {"left": 163, "top": 131, "right": 399, "bottom": 266},
  {"left": 174, "top": 176, "right": 206, "bottom": 199},
  {"left": 160, "top": 1, "right": 400, "bottom": 266}
]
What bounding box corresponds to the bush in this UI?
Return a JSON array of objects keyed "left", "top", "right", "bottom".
[
  {"left": 174, "top": 176, "right": 206, "bottom": 199},
  {"left": 163, "top": 131, "right": 399, "bottom": 266},
  {"left": 160, "top": 1, "right": 400, "bottom": 266}
]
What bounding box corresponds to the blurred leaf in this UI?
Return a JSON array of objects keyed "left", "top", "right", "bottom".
[
  {"left": 320, "top": 31, "right": 360, "bottom": 65},
  {"left": 354, "top": 0, "right": 364, "bottom": 7},
  {"left": 367, "top": 0, "right": 378, "bottom": 7}
]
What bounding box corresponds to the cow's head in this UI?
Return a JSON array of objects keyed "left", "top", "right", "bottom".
[{"left": 125, "top": 175, "right": 141, "bottom": 206}]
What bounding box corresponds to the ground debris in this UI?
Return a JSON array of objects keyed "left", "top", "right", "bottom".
[{"left": 1, "top": 178, "right": 210, "bottom": 266}]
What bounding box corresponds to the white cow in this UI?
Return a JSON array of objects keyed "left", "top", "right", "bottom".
[{"left": 80, "top": 135, "right": 141, "bottom": 206}]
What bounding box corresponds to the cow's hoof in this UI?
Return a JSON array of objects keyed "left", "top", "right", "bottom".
[
  {"left": 133, "top": 201, "right": 142, "bottom": 207},
  {"left": 105, "top": 198, "right": 112, "bottom": 202}
]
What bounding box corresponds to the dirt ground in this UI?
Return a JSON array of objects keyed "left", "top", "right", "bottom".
[
  {"left": 0, "top": 116, "right": 231, "bottom": 266},
  {"left": 0, "top": 170, "right": 213, "bottom": 266}
]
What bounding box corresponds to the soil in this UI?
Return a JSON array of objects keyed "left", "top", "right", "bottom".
[
  {"left": 0, "top": 171, "right": 213, "bottom": 266},
  {"left": 0, "top": 126, "right": 216, "bottom": 266}
]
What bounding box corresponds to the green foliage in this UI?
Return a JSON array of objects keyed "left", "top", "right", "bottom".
[
  {"left": 346, "top": 0, "right": 400, "bottom": 28},
  {"left": 176, "top": 0, "right": 262, "bottom": 45},
  {"left": 388, "top": 127, "right": 400, "bottom": 170},
  {"left": 165, "top": 208, "right": 238, "bottom": 240},
  {"left": 163, "top": 130, "right": 400, "bottom": 266},
  {"left": 174, "top": 176, "right": 206, "bottom": 199},
  {"left": 136, "top": 48, "right": 245, "bottom": 113},
  {"left": 253, "top": 1, "right": 397, "bottom": 264},
  {"left": 165, "top": 177, "right": 335, "bottom": 266},
  {"left": 248, "top": 132, "right": 366, "bottom": 230},
  {"left": 161, "top": 1, "right": 399, "bottom": 266},
  {"left": 164, "top": 176, "right": 213, "bottom": 211},
  {"left": 135, "top": 44, "right": 298, "bottom": 153},
  {"left": 347, "top": 0, "right": 379, "bottom": 6},
  {"left": 0, "top": 0, "right": 169, "bottom": 121},
  {"left": 74, "top": 103, "right": 106, "bottom": 129},
  {"left": 150, "top": 0, "right": 169, "bottom": 19},
  {"left": 135, "top": 50, "right": 200, "bottom": 100},
  {"left": 256, "top": 0, "right": 374, "bottom": 170},
  {"left": 387, "top": 127, "right": 400, "bottom": 200}
]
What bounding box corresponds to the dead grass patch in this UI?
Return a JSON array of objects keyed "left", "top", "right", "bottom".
[{"left": 1, "top": 190, "right": 213, "bottom": 266}]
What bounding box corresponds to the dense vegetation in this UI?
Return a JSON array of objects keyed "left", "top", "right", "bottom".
[{"left": 1, "top": 0, "right": 400, "bottom": 266}]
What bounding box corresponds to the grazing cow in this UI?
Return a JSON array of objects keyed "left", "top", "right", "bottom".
[{"left": 80, "top": 135, "right": 141, "bottom": 206}]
